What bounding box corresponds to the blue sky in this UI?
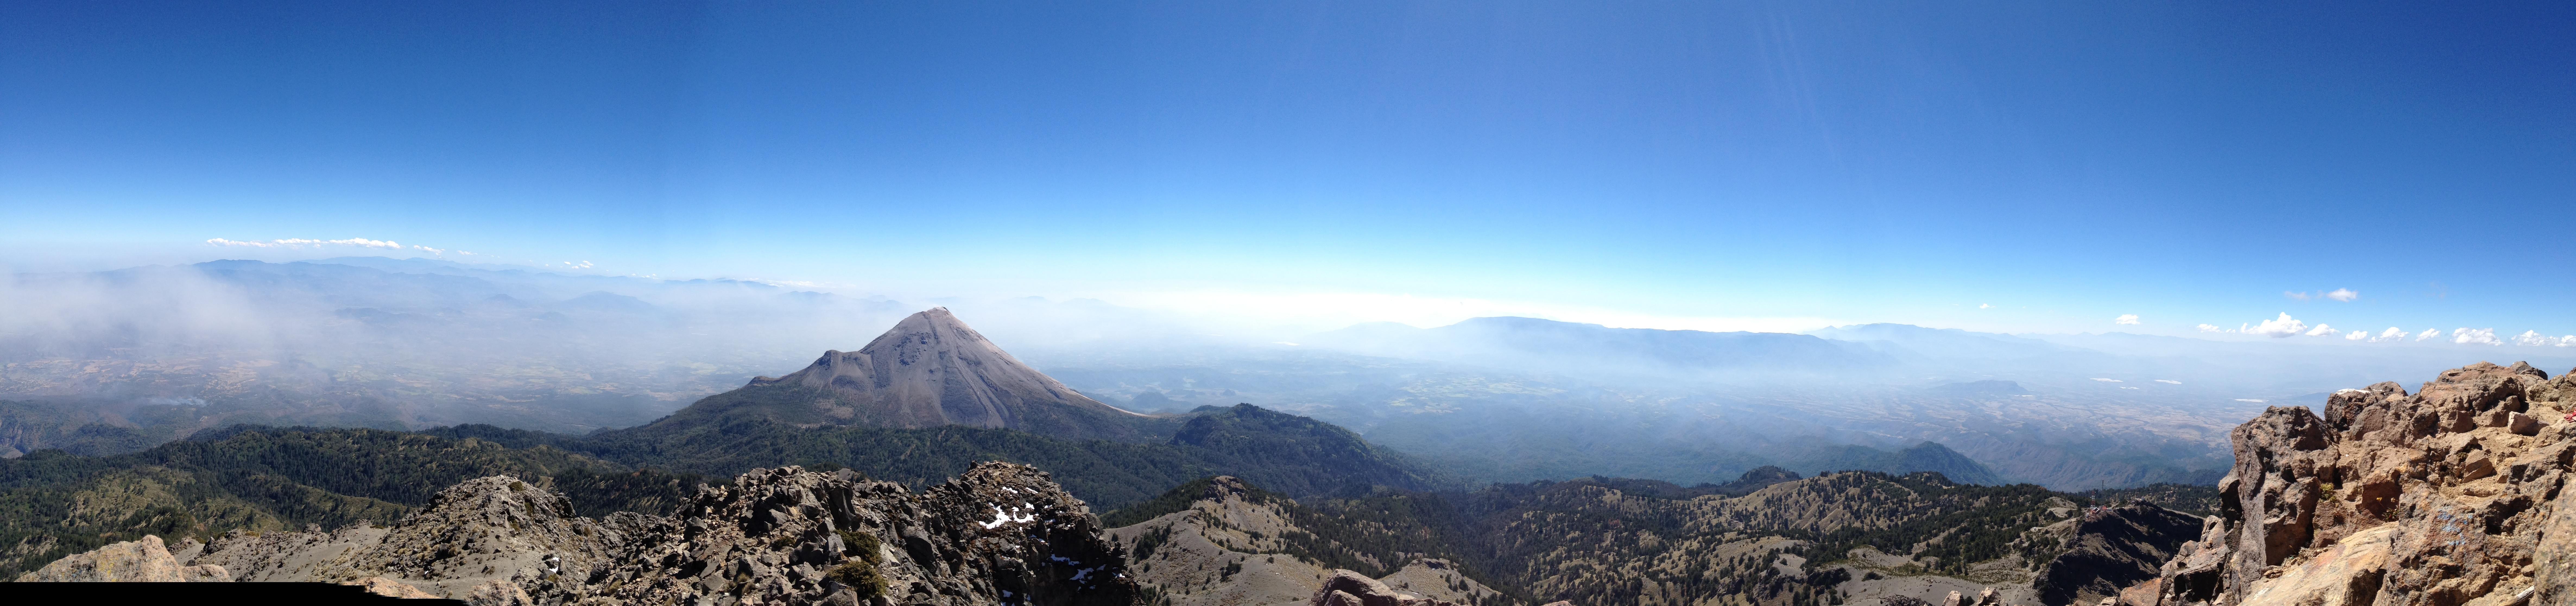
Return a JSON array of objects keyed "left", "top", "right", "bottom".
[{"left": 3, "top": 1, "right": 2571, "bottom": 338}]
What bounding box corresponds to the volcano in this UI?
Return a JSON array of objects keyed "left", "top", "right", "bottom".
[{"left": 638, "top": 307, "right": 1153, "bottom": 440}]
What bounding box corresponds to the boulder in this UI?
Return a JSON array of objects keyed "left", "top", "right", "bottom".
[
  {"left": 1308, "top": 567, "right": 1468, "bottom": 606},
  {"left": 14, "top": 535, "right": 231, "bottom": 582}
]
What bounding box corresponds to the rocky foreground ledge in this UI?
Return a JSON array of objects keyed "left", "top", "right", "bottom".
[
  {"left": 2149, "top": 362, "right": 2576, "bottom": 606},
  {"left": 21, "top": 461, "right": 1138, "bottom": 605}
]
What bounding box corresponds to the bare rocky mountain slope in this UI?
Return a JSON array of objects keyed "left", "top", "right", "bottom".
[
  {"left": 2147, "top": 362, "right": 2576, "bottom": 606},
  {"left": 638, "top": 307, "right": 1159, "bottom": 442},
  {"left": 28, "top": 461, "right": 1139, "bottom": 605},
  {"left": 1105, "top": 476, "right": 1510, "bottom": 606}
]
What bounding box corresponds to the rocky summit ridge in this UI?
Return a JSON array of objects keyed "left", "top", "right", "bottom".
[
  {"left": 2147, "top": 361, "right": 2576, "bottom": 606},
  {"left": 37, "top": 461, "right": 1139, "bottom": 605},
  {"left": 640, "top": 307, "right": 1151, "bottom": 441}
]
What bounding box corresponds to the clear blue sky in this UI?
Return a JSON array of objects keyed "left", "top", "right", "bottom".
[{"left": 3, "top": 1, "right": 2571, "bottom": 338}]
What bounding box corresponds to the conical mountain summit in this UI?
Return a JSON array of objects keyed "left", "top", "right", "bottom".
[{"left": 637, "top": 307, "right": 1155, "bottom": 440}]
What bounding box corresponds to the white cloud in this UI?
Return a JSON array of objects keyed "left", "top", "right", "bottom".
[
  {"left": 2325, "top": 288, "right": 2359, "bottom": 302},
  {"left": 2235, "top": 399, "right": 2268, "bottom": 403},
  {"left": 2196, "top": 324, "right": 2227, "bottom": 333},
  {"left": 1978, "top": 303, "right": 1992, "bottom": 309},
  {"left": 2119, "top": 386, "right": 2140, "bottom": 389},
  {"left": 2113, "top": 314, "right": 2140, "bottom": 325},
  {"left": 2284, "top": 291, "right": 2313, "bottom": 301},
  {"left": 2090, "top": 378, "right": 2123, "bottom": 382},
  {"left": 2416, "top": 329, "right": 2442, "bottom": 341},
  {"left": 2454, "top": 328, "right": 2501, "bottom": 345},
  {"left": 2242, "top": 313, "right": 2308, "bottom": 338},
  {"left": 2305, "top": 323, "right": 2340, "bottom": 337},
  {"left": 205, "top": 237, "right": 444, "bottom": 255},
  {"left": 2154, "top": 379, "right": 2182, "bottom": 384},
  {"left": 1118, "top": 290, "right": 1845, "bottom": 334},
  {"left": 2514, "top": 331, "right": 2575, "bottom": 347},
  {"left": 2344, "top": 330, "right": 2367, "bottom": 341},
  {"left": 2370, "top": 327, "right": 2407, "bottom": 342}
]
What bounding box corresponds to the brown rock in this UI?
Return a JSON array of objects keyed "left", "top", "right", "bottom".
[
  {"left": 2151, "top": 362, "right": 2576, "bottom": 606},
  {"left": 463, "top": 579, "right": 534, "bottom": 605},
  {"left": 2509, "top": 412, "right": 2541, "bottom": 436},
  {"left": 2117, "top": 579, "right": 2161, "bottom": 606},
  {"left": 2234, "top": 525, "right": 2396, "bottom": 606}
]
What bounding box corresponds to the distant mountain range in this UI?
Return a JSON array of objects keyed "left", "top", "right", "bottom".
[
  {"left": 21, "top": 256, "right": 2574, "bottom": 493},
  {"left": 1307, "top": 317, "right": 1897, "bottom": 379}
]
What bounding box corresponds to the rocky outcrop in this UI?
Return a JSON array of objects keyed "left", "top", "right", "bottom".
[
  {"left": 12, "top": 535, "right": 231, "bottom": 582},
  {"left": 170, "top": 461, "right": 1137, "bottom": 605},
  {"left": 1313, "top": 569, "right": 1469, "bottom": 606},
  {"left": 2150, "top": 362, "right": 2576, "bottom": 606},
  {"left": 350, "top": 576, "right": 443, "bottom": 598}
]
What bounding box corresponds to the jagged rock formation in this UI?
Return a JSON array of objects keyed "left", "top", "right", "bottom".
[
  {"left": 639, "top": 307, "right": 1153, "bottom": 441},
  {"left": 1108, "top": 476, "right": 1511, "bottom": 606},
  {"left": 13, "top": 534, "right": 230, "bottom": 582},
  {"left": 2149, "top": 362, "right": 2576, "bottom": 606},
  {"left": 75, "top": 461, "right": 1145, "bottom": 605},
  {"left": 1313, "top": 569, "right": 1472, "bottom": 606}
]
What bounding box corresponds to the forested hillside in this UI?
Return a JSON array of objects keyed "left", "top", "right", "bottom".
[
  {"left": 0, "top": 401, "right": 1440, "bottom": 579},
  {"left": 431, "top": 401, "right": 1441, "bottom": 509},
  {"left": 1107, "top": 469, "right": 2196, "bottom": 606}
]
